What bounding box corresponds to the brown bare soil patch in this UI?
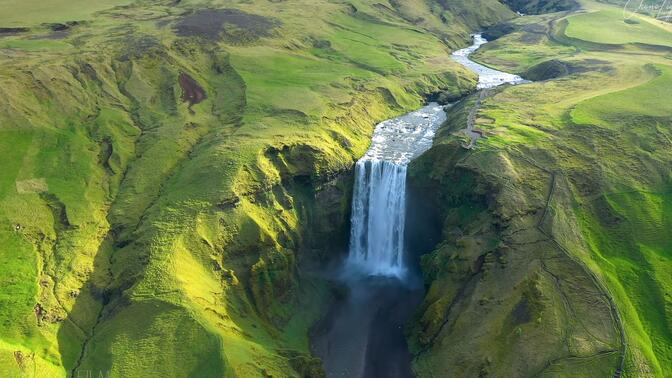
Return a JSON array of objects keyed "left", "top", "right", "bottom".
[
  {"left": 178, "top": 72, "right": 206, "bottom": 113},
  {"left": 15, "top": 178, "right": 48, "bottom": 194},
  {"left": 174, "top": 8, "right": 278, "bottom": 43}
]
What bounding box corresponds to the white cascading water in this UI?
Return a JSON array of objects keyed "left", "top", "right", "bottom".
[
  {"left": 346, "top": 34, "right": 526, "bottom": 279},
  {"left": 346, "top": 104, "right": 446, "bottom": 278},
  {"left": 348, "top": 160, "right": 408, "bottom": 277},
  {"left": 314, "top": 35, "right": 531, "bottom": 378},
  {"left": 451, "top": 34, "right": 528, "bottom": 89}
]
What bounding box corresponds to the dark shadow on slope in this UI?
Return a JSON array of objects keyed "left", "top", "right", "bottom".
[
  {"left": 310, "top": 174, "right": 442, "bottom": 378},
  {"left": 311, "top": 276, "right": 422, "bottom": 378}
]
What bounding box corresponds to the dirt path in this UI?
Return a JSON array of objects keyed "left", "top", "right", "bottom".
[
  {"left": 462, "top": 89, "right": 489, "bottom": 149},
  {"left": 515, "top": 152, "right": 627, "bottom": 378}
]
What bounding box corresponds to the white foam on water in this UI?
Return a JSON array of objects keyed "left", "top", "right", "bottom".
[
  {"left": 346, "top": 103, "right": 446, "bottom": 278},
  {"left": 452, "top": 34, "right": 529, "bottom": 89},
  {"left": 347, "top": 34, "right": 527, "bottom": 279}
]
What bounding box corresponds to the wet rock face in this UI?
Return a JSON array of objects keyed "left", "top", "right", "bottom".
[
  {"left": 260, "top": 144, "right": 353, "bottom": 261},
  {"left": 308, "top": 174, "right": 353, "bottom": 256}
]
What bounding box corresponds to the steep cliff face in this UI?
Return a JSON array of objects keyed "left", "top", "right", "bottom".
[
  {"left": 407, "top": 128, "right": 622, "bottom": 377},
  {"left": 0, "top": 0, "right": 514, "bottom": 376},
  {"left": 408, "top": 3, "right": 672, "bottom": 376}
]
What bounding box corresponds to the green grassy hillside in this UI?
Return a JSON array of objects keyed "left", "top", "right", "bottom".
[
  {"left": 411, "top": 0, "right": 671, "bottom": 376},
  {"left": 565, "top": 5, "right": 672, "bottom": 47},
  {"left": 0, "top": 0, "right": 514, "bottom": 376}
]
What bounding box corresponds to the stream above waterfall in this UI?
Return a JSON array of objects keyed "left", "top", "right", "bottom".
[
  {"left": 312, "top": 33, "right": 525, "bottom": 378},
  {"left": 452, "top": 33, "right": 528, "bottom": 89}
]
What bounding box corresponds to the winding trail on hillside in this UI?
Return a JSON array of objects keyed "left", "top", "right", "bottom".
[
  {"left": 443, "top": 33, "right": 627, "bottom": 377},
  {"left": 543, "top": 15, "right": 629, "bottom": 377},
  {"left": 451, "top": 34, "right": 527, "bottom": 148},
  {"left": 514, "top": 152, "right": 627, "bottom": 378},
  {"left": 537, "top": 173, "right": 627, "bottom": 378}
]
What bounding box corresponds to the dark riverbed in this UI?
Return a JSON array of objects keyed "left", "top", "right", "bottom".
[{"left": 311, "top": 275, "right": 423, "bottom": 378}]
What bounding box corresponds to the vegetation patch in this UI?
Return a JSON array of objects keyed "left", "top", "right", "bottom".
[
  {"left": 522, "top": 58, "right": 613, "bottom": 80},
  {"left": 565, "top": 8, "right": 672, "bottom": 47},
  {"left": 3, "top": 0, "right": 669, "bottom": 376},
  {"left": 0, "top": 0, "right": 506, "bottom": 375}
]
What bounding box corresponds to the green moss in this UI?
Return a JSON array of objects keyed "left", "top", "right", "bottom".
[
  {"left": 76, "top": 300, "right": 227, "bottom": 377},
  {"left": 413, "top": 1, "right": 672, "bottom": 375}
]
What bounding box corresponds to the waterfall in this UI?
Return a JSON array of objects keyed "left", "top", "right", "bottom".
[
  {"left": 345, "top": 103, "right": 447, "bottom": 278},
  {"left": 344, "top": 36, "right": 524, "bottom": 279},
  {"left": 347, "top": 159, "right": 408, "bottom": 277}
]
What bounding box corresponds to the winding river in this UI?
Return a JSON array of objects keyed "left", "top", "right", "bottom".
[
  {"left": 311, "top": 34, "right": 526, "bottom": 378},
  {"left": 452, "top": 34, "right": 527, "bottom": 89}
]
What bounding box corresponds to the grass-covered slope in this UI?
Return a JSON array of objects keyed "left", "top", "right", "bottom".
[
  {"left": 411, "top": 1, "right": 671, "bottom": 376},
  {"left": 565, "top": 5, "right": 672, "bottom": 47},
  {"left": 0, "top": 0, "right": 515, "bottom": 376}
]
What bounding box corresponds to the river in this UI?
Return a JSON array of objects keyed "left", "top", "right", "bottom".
[{"left": 311, "top": 33, "right": 526, "bottom": 378}]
